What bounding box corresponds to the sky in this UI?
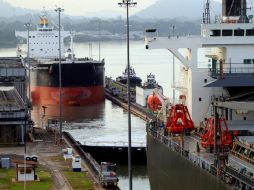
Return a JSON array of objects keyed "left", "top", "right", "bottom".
[{"left": 4, "top": 0, "right": 159, "bottom": 16}]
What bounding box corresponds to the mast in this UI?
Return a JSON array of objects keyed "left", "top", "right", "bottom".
[
  {"left": 203, "top": 0, "right": 210, "bottom": 24},
  {"left": 70, "top": 30, "right": 75, "bottom": 61},
  {"left": 98, "top": 19, "right": 101, "bottom": 61}
]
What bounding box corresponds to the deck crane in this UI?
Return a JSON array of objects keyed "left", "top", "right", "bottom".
[
  {"left": 201, "top": 117, "right": 233, "bottom": 151},
  {"left": 166, "top": 95, "right": 194, "bottom": 134},
  {"left": 147, "top": 90, "right": 194, "bottom": 134}
]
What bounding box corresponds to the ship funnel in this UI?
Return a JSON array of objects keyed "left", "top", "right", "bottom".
[{"left": 222, "top": 0, "right": 246, "bottom": 17}]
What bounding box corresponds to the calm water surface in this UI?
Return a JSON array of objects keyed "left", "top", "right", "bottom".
[{"left": 0, "top": 40, "right": 175, "bottom": 190}]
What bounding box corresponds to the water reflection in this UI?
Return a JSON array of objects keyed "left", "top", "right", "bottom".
[
  {"left": 31, "top": 100, "right": 149, "bottom": 190},
  {"left": 31, "top": 102, "right": 105, "bottom": 127},
  {"left": 118, "top": 165, "right": 150, "bottom": 190}
]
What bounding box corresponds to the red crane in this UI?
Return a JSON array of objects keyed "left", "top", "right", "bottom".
[
  {"left": 166, "top": 104, "right": 194, "bottom": 134},
  {"left": 201, "top": 117, "right": 233, "bottom": 150}
]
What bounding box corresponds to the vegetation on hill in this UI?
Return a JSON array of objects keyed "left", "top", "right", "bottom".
[{"left": 0, "top": 16, "right": 201, "bottom": 47}]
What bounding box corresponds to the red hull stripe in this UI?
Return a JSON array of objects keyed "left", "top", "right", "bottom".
[{"left": 31, "top": 86, "right": 105, "bottom": 106}]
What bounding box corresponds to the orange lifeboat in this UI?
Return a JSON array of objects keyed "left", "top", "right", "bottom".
[
  {"left": 201, "top": 117, "right": 233, "bottom": 150},
  {"left": 166, "top": 104, "right": 194, "bottom": 134},
  {"left": 147, "top": 94, "right": 162, "bottom": 111}
]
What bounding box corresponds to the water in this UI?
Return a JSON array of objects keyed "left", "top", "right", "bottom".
[
  {"left": 31, "top": 101, "right": 150, "bottom": 190},
  {"left": 0, "top": 40, "right": 174, "bottom": 190},
  {"left": 74, "top": 40, "right": 176, "bottom": 97}
]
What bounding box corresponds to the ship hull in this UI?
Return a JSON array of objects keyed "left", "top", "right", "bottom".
[
  {"left": 30, "top": 61, "right": 105, "bottom": 106},
  {"left": 146, "top": 132, "right": 229, "bottom": 190},
  {"left": 31, "top": 85, "right": 104, "bottom": 106}
]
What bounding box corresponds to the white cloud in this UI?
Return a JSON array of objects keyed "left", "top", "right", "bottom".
[{"left": 6, "top": 0, "right": 158, "bottom": 16}]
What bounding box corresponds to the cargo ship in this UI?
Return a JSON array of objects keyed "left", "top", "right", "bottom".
[
  {"left": 15, "top": 12, "right": 105, "bottom": 106},
  {"left": 145, "top": 0, "right": 254, "bottom": 189}
]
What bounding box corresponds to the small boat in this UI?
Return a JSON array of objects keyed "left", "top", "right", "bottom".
[
  {"left": 116, "top": 66, "right": 142, "bottom": 87},
  {"left": 143, "top": 73, "right": 162, "bottom": 89}
]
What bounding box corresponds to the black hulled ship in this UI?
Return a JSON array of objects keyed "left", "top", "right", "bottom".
[{"left": 16, "top": 12, "right": 105, "bottom": 106}]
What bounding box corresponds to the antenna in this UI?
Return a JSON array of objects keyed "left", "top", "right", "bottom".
[
  {"left": 203, "top": 0, "right": 210, "bottom": 24},
  {"left": 98, "top": 19, "right": 101, "bottom": 61},
  {"left": 227, "top": 0, "right": 234, "bottom": 16},
  {"left": 70, "top": 30, "right": 75, "bottom": 61},
  {"left": 89, "top": 43, "right": 93, "bottom": 59},
  {"left": 42, "top": 6, "right": 46, "bottom": 16}
]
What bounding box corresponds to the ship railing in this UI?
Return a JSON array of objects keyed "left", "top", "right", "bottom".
[
  {"left": 148, "top": 125, "right": 254, "bottom": 187},
  {"left": 209, "top": 63, "right": 254, "bottom": 78},
  {"left": 148, "top": 125, "right": 214, "bottom": 173},
  {"left": 225, "top": 165, "right": 254, "bottom": 187},
  {"left": 231, "top": 151, "right": 254, "bottom": 165},
  {"left": 224, "top": 64, "right": 254, "bottom": 74},
  {"left": 188, "top": 152, "right": 212, "bottom": 172}
]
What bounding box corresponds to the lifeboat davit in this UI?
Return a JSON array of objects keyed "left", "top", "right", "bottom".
[
  {"left": 147, "top": 94, "right": 162, "bottom": 111},
  {"left": 201, "top": 117, "right": 233, "bottom": 150},
  {"left": 166, "top": 104, "right": 194, "bottom": 134}
]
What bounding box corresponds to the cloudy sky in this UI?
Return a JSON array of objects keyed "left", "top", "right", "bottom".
[{"left": 4, "top": 0, "right": 159, "bottom": 16}]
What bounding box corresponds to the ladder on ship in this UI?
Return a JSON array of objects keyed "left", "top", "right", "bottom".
[{"left": 171, "top": 66, "right": 188, "bottom": 99}]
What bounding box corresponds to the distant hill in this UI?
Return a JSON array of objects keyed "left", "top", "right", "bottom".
[
  {"left": 0, "top": 0, "right": 36, "bottom": 18},
  {"left": 0, "top": 0, "right": 222, "bottom": 20},
  {"left": 0, "top": 0, "right": 122, "bottom": 19},
  {"left": 135, "top": 0, "right": 221, "bottom": 20}
]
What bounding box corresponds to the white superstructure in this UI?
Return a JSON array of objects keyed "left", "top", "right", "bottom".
[
  {"left": 145, "top": 0, "right": 254, "bottom": 125},
  {"left": 15, "top": 13, "right": 71, "bottom": 59}
]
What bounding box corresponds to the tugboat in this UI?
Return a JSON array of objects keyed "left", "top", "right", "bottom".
[
  {"left": 143, "top": 73, "right": 162, "bottom": 89},
  {"left": 136, "top": 73, "right": 163, "bottom": 107},
  {"left": 116, "top": 66, "right": 142, "bottom": 87},
  {"left": 145, "top": 0, "right": 254, "bottom": 189},
  {"left": 15, "top": 11, "right": 105, "bottom": 106}
]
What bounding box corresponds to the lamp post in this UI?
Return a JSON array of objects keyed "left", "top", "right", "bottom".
[
  {"left": 24, "top": 23, "right": 31, "bottom": 190},
  {"left": 24, "top": 22, "right": 32, "bottom": 114},
  {"left": 170, "top": 25, "right": 176, "bottom": 103},
  {"left": 118, "top": 1, "right": 136, "bottom": 190},
  {"left": 55, "top": 7, "right": 64, "bottom": 140}
]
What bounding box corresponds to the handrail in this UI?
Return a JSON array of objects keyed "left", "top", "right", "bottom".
[
  {"left": 210, "top": 62, "right": 254, "bottom": 74},
  {"left": 147, "top": 124, "right": 254, "bottom": 188},
  {"left": 147, "top": 125, "right": 213, "bottom": 171},
  {"left": 225, "top": 166, "right": 254, "bottom": 187}
]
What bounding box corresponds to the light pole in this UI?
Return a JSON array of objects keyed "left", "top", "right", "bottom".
[
  {"left": 171, "top": 25, "right": 176, "bottom": 103},
  {"left": 118, "top": 1, "right": 136, "bottom": 190},
  {"left": 55, "top": 7, "right": 64, "bottom": 141},
  {"left": 24, "top": 23, "right": 31, "bottom": 190},
  {"left": 24, "top": 22, "right": 32, "bottom": 114}
]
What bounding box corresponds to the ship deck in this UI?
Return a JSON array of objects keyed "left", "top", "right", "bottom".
[
  {"left": 156, "top": 130, "right": 254, "bottom": 176},
  {"left": 30, "top": 57, "right": 104, "bottom": 65}
]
